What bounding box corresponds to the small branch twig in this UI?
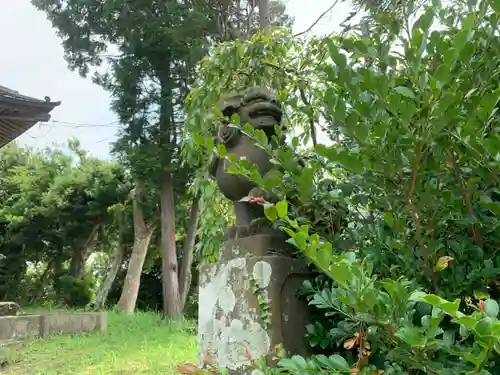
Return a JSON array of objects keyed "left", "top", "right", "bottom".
[
  {"left": 450, "top": 151, "right": 483, "bottom": 248},
  {"left": 340, "top": 11, "right": 357, "bottom": 35},
  {"left": 407, "top": 201, "right": 437, "bottom": 290},
  {"left": 405, "top": 143, "right": 424, "bottom": 202},
  {"left": 405, "top": 143, "right": 437, "bottom": 289},
  {"left": 294, "top": 0, "right": 339, "bottom": 37},
  {"left": 298, "top": 87, "right": 318, "bottom": 146}
]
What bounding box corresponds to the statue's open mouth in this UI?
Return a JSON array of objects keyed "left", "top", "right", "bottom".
[{"left": 247, "top": 102, "right": 282, "bottom": 124}]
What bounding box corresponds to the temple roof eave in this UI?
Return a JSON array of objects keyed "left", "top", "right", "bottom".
[{"left": 0, "top": 85, "right": 61, "bottom": 148}]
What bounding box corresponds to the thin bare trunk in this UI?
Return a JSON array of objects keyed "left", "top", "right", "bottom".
[
  {"left": 236, "top": 0, "right": 241, "bottom": 30},
  {"left": 31, "top": 260, "right": 54, "bottom": 303},
  {"left": 259, "top": 0, "right": 271, "bottom": 29},
  {"left": 178, "top": 197, "right": 201, "bottom": 310},
  {"left": 69, "top": 223, "right": 99, "bottom": 277},
  {"left": 160, "top": 171, "right": 182, "bottom": 319},
  {"left": 94, "top": 242, "right": 125, "bottom": 310},
  {"left": 116, "top": 185, "right": 154, "bottom": 313}
]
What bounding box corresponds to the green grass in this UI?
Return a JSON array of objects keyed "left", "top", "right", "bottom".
[{"left": 2, "top": 311, "right": 197, "bottom": 375}]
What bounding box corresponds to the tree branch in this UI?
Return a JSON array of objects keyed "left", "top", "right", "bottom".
[
  {"left": 178, "top": 197, "right": 201, "bottom": 309},
  {"left": 294, "top": 0, "right": 339, "bottom": 37},
  {"left": 450, "top": 151, "right": 483, "bottom": 248},
  {"left": 404, "top": 143, "right": 437, "bottom": 289},
  {"left": 298, "top": 88, "right": 318, "bottom": 146}
]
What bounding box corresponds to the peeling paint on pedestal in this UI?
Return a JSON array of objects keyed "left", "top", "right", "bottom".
[{"left": 198, "top": 256, "right": 273, "bottom": 372}]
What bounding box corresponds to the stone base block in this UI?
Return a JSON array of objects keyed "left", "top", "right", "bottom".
[
  {"left": 0, "top": 312, "right": 107, "bottom": 344},
  {"left": 198, "top": 235, "right": 311, "bottom": 374},
  {"left": 0, "top": 302, "right": 21, "bottom": 316}
]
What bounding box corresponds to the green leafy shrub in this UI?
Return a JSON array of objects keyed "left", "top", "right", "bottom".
[
  {"left": 262, "top": 207, "right": 500, "bottom": 373},
  {"left": 58, "top": 275, "right": 94, "bottom": 308}
]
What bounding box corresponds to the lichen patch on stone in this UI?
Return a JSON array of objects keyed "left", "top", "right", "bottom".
[
  {"left": 218, "top": 285, "right": 236, "bottom": 314},
  {"left": 198, "top": 257, "right": 272, "bottom": 372},
  {"left": 252, "top": 260, "right": 272, "bottom": 287}
]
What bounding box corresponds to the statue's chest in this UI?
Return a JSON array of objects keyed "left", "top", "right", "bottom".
[
  {"left": 215, "top": 136, "right": 274, "bottom": 200},
  {"left": 223, "top": 136, "right": 272, "bottom": 170}
]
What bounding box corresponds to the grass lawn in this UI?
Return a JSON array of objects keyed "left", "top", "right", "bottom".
[{"left": 1, "top": 311, "right": 197, "bottom": 375}]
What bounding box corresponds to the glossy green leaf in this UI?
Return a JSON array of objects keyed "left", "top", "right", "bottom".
[
  {"left": 484, "top": 299, "right": 499, "bottom": 318},
  {"left": 394, "top": 86, "right": 416, "bottom": 98},
  {"left": 395, "top": 326, "right": 428, "bottom": 347},
  {"left": 275, "top": 200, "right": 288, "bottom": 219}
]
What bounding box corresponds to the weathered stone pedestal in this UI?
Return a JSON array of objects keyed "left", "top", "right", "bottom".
[
  {"left": 0, "top": 302, "right": 21, "bottom": 316},
  {"left": 198, "top": 234, "right": 311, "bottom": 374}
]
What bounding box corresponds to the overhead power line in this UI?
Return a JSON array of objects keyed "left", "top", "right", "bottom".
[
  {"left": 48, "top": 120, "right": 121, "bottom": 128},
  {"left": 23, "top": 120, "right": 122, "bottom": 140}
]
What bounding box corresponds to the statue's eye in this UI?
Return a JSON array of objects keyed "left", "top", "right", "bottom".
[{"left": 270, "top": 99, "right": 281, "bottom": 107}]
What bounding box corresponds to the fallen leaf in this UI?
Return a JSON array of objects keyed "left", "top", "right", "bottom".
[
  {"left": 434, "top": 256, "right": 454, "bottom": 272},
  {"left": 176, "top": 363, "right": 198, "bottom": 375},
  {"left": 350, "top": 364, "right": 360, "bottom": 375},
  {"left": 202, "top": 350, "right": 214, "bottom": 366},
  {"left": 244, "top": 347, "right": 252, "bottom": 361},
  {"left": 344, "top": 336, "right": 359, "bottom": 350},
  {"left": 479, "top": 299, "right": 486, "bottom": 313}
]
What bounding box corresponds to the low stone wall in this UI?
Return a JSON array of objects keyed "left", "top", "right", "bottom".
[{"left": 0, "top": 312, "right": 107, "bottom": 344}]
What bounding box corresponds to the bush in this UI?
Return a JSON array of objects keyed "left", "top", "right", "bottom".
[{"left": 58, "top": 275, "right": 94, "bottom": 308}]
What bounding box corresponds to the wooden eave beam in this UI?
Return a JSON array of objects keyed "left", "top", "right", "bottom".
[
  {"left": 0, "top": 113, "right": 51, "bottom": 123},
  {"left": 0, "top": 97, "right": 61, "bottom": 112}
]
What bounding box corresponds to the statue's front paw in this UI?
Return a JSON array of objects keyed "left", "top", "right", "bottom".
[
  {"left": 252, "top": 187, "right": 279, "bottom": 203},
  {"left": 239, "top": 187, "right": 277, "bottom": 205},
  {"left": 239, "top": 195, "right": 265, "bottom": 205}
]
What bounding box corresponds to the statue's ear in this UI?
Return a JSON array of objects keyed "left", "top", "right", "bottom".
[
  {"left": 222, "top": 105, "right": 238, "bottom": 118},
  {"left": 220, "top": 95, "right": 242, "bottom": 117},
  {"left": 208, "top": 155, "right": 218, "bottom": 178}
]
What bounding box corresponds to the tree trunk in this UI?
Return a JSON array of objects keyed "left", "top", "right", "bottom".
[
  {"left": 95, "top": 210, "right": 126, "bottom": 309},
  {"left": 156, "top": 70, "right": 182, "bottom": 320},
  {"left": 259, "top": 0, "right": 271, "bottom": 29},
  {"left": 160, "top": 171, "right": 182, "bottom": 319},
  {"left": 94, "top": 241, "right": 125, "bottom": 309},
  {"left": 116, "top": 185, "right": 154, "bottom": 313},
  {"left": 68, "top": 223, "right": 99, "bottom": 277},
  {"left": 178, "top": 196, "right": 201, "bottom": 311},
  {"left": 31, "top": 260, "right": 54, "bottom": 303}
]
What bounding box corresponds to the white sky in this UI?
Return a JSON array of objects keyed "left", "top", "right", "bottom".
[{"left": 1, "top": 0, "right": 353, "bottom": 159}]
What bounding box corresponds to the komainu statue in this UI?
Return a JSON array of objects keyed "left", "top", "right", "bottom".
[
  {"left": 208, "top": 87, "right": 285, "bottom": 238},
  {"left": 199, "top": 88, "right": 312, "bottom": 374}
]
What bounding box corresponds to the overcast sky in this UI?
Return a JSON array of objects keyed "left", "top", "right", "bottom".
[{"left": 1, "top": 0, "right": 353, "bottom": 159}]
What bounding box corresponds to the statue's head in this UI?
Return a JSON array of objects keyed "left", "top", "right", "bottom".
[
  {"left": 208, "top": 87, "right": 285, "bottom": 178},
  {"left": 218, "top": 87, "right": 283, "bottom": 132}
]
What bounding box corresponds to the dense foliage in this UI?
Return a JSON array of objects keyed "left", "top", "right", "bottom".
[
  {"left": 0, "top": 140, "right": 220, "bottom": 316},
  {"left": 0, "top": 140, "right": 129, "bottom": 306},
  {"left": 33, "top": 0, "right": 292, "bottom": 318},
  {"left": 183, "top": 0, "right": 500, "bottom": 372}
]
